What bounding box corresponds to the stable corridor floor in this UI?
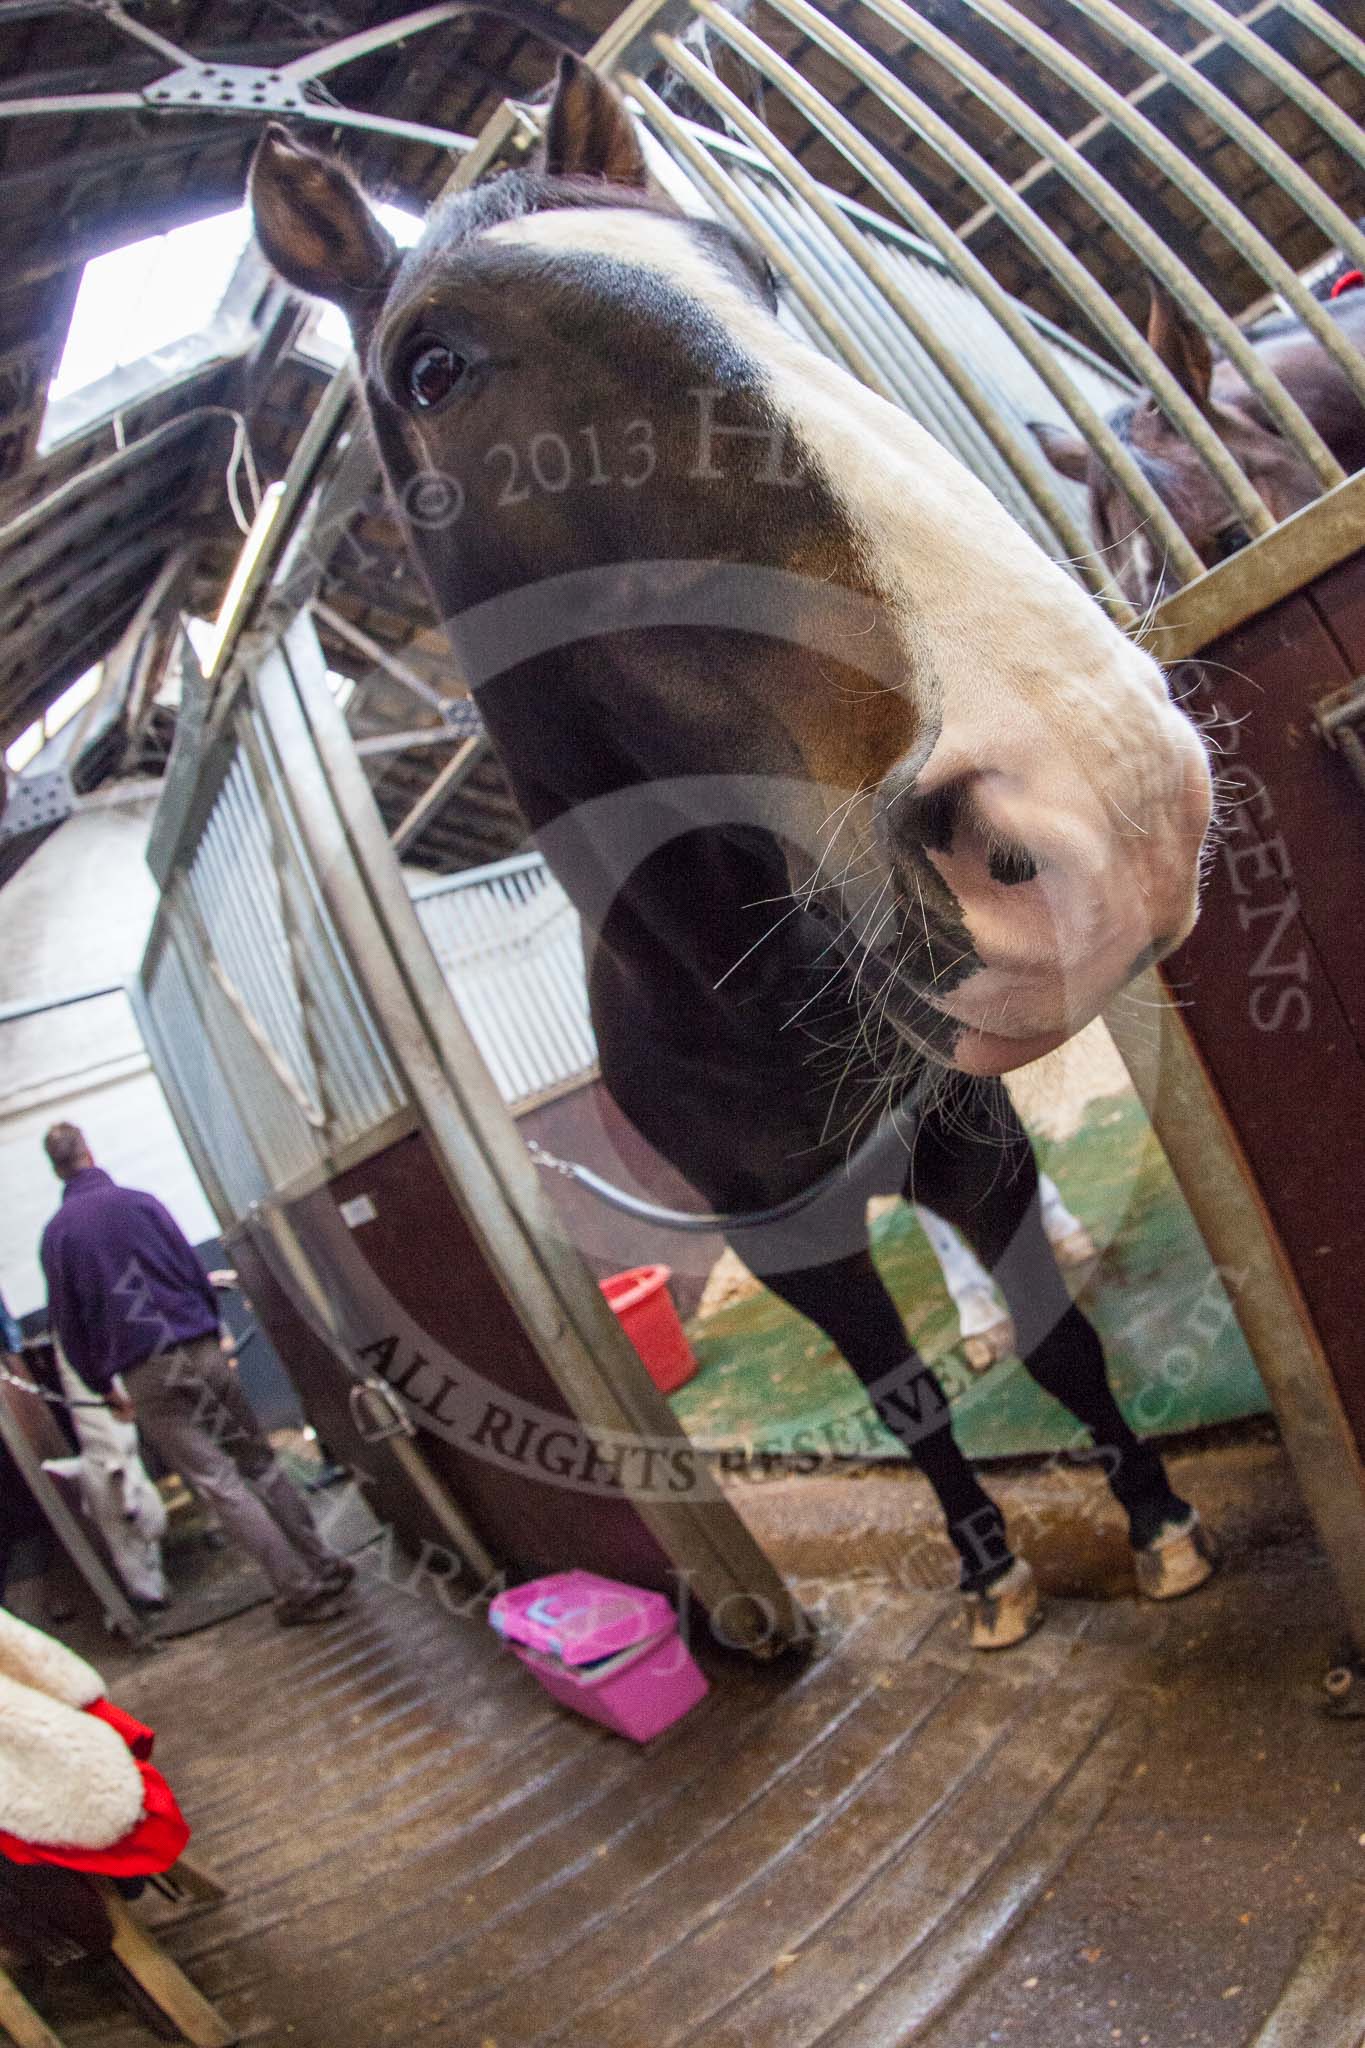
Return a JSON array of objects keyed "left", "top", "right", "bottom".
[{"left": 28, "top": 1442, "right": 1365, "bottom": 2048}]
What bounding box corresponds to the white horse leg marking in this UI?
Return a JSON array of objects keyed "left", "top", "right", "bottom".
[
  {"left": 1039, "top": 1171, "right": 1098, "bottom": 1267},
  {"left": 917, "top": 1170, "right": 1093, "bottom": 1366},
  {"left": 915, "top": 1201, "right": 1016, "bottom": 1370}
]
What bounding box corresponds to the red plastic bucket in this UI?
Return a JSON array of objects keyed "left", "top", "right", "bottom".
[{"left": 601, "top": 1265, "right": 698, "bottom": 1394}]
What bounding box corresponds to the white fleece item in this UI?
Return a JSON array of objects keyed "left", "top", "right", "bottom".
[
  {"left": 45, "top": 1358, "right": 168, "bottom": 1604},
  {"left": 0, "top": 1608, "right": 105, "bottom": 1708},
  {"left": 0, "top": 1674, "right": 144, "bottom": 1849}
]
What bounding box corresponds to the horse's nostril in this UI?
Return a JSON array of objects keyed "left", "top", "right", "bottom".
[
  {"left": 880, "top": 771, "right": 971, "bottom": 856},
  {"left": 987, "top": 843, "right": 1038, "bottom": 887}
]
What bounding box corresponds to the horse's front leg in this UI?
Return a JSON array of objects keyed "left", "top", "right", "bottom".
[
  {"left": 916, "top": 1203, "right": 1015, "bottom": 1370},
  {"left": 749, "top": 1232, "right": 1041, "bottom": 1649},
  {"left": 908, "top": 1078, "right": 1215, "bottom": 1602},
  {"left": 918, "top": 1171, "right": 1096, "bottom": 1373}
]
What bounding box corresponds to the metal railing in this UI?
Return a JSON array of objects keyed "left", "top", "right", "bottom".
[
  {"left": 411, "top": 853, "right": 598, "bottom": 1111},
  {"left": 140, "top": 690, "right": 407, "bottom": 1220},
  {"left": 608, "top": 0, "right": 1365, "bottom": 615},
  {"left": 653, "top": 123, "right": 1135, "bottom": 567}
]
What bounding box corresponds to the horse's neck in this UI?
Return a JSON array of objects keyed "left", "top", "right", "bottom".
[
  {"left": 1252, "top": 295, "right": 1365, "bottom": 461},
  {"left": 566, "top": 826, "right": 812, "bottom": 1031}
]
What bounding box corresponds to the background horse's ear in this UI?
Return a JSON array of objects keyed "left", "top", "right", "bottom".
[
  {"left": 540, "top": 53, "right": 650, "bottom": 188},
  {"left": 1146, "top": 279, "right": 1213, "bottom": 410},
  {"left": 1028, "top": 420, "right": 1089, "bottom": 482},
  {"left": 250, "top": 123, "right": 398, "bottom": 312}
]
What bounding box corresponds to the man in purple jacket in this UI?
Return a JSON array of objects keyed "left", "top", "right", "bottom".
[{"left": 39, "top": 1124, "right": 353, "bottom": 1626}]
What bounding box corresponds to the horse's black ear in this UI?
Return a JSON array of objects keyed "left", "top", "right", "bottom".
[
  {"left": 1028, "top": 420, "right": 1089, "bottom": 483},
  {"left": 540, "top": 54, "right": 650, "bottom": 188},
  {"left": 1146, "top": 279, "right": 1213, "bottom": 410},
  {"left": 250, "top": 123, "right": 398, "bottom": 311}
]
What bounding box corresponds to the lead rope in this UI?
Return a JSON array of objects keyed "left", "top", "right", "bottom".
[
  {"left": 0, "top": 1358, "right": 113, "bottom": 1410},
  {"left": 525, "top": 1075, "right": 929, "bottom": 1234}
]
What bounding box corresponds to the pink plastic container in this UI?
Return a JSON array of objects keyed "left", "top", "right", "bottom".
[
  {"left": 601, "top": 1265, "right": 698, "bottom": 1394},
  {"left": 488, "top": 1569, "right": 708, "bottom": 1742}
]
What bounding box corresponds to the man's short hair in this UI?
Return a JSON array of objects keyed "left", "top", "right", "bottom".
[{"left": 43, "top": 1123, "right": 91, "bottom": 1181}]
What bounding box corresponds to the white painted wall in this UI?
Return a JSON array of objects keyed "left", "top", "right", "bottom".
[{"left": 0, "top": 798, "right": 217, "bottom": 1316}]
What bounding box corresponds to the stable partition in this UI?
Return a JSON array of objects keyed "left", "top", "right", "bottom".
[{"left": 138, "top": 620, "right": 799, "bottom": 1652}]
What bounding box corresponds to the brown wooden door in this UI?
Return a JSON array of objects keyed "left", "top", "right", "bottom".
[{"left": 1166, "top": 548, "right": 1365, "bottom": 1449}]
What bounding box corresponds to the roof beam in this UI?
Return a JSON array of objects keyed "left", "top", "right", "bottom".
[
  {"left": 1, "top": 532, "right": 171, "bottom": 699},
  {"left": 957, "top": 0, "right": 1289, "bottom": 242},
  {"left": 312, "top": 596, "right": 461, "bottom": 720},
  {"left": 355, "top": 725, "right": 464, "bottom": 758},
  {"left": 388, "top": 735, "right": 486, "bottom": 855}
]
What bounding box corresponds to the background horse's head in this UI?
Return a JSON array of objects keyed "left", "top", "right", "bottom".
[
  {"left": 1033, "top": 281, "right": 1365, "bottom": 610},
  {"left": 250, "top": 60, "right": 1211, "bottom": 1077}
]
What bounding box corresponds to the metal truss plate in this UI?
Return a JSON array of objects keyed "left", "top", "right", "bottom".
[
  {"left": 1, "top": 768, "right": 71, "bottom": 842},
  {"left": 143, "top": 64, "right": 309, "bottom": 115}
]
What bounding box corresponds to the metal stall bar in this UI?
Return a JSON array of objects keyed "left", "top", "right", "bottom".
[
  {"left": 446, "top": 0, "right": 693, "bottom": 188},
  {"left": 618, "top": 100, "right": 920, "bottom": 399},
  {"left": 1132, "top": 0, "right": 1365, "bottom": 181},
  {"left": 629, "top": 81, "right": 1184, "bottom": 609},
  {"left": 965, "top": 0, "right": 1365, "bottom": 423},
  {"left": 236, "top": 714, "right": 349, "bottom": 1141},
  {"left": 678, "top": 134, "right": 1137, "bottom": 545},
  {"left": 770, "top": 0, "right": 1291, "bottom": 535},
  {"left": 133, "top": 916, "right": 280, "bottom": 1229},
  {"left": 708, "top": 0, "right": 1266, "bottom": 558},
  {"left": 411, "top": 858, "right": 599, "bottom": 1110},
  {"left": 265, "top": 615, "right": 802, "bottom": 1652},
  {"left": 1275, "top": 0, "right": 1365, "bottom": 73},
  {"left": 192, "top": 769, "right": 325, "bottom": 1131},
  {"left": 642, "top": 23, "right": 1206, "bottom": 587},
  {"left": 1152, "top": 469, "right": 1365, "bottom": 662},
  {"left": 249, "top": 706, "right": 410, "bottom": 1136},
  {"left": 633, "top": 45, "right": 1113, "bottom": 605}
]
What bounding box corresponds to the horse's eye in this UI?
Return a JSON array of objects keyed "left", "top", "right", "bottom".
[
  {"left": 403, "top": 338, "right": 465, "bottom": 409},
  {"left": 1208, "top": 522, "right": 1251, "bottom": 565}
]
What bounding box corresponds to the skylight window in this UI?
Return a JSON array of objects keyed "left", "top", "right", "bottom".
[
  {"left": 4, "top": 663, "right": 103, "bottom": 774},
  {"left": 41, "top": 198, "right": 425, "bottom": 438},
  {"left": 48, "top": 207, "right": 252, "bottom": 406}
]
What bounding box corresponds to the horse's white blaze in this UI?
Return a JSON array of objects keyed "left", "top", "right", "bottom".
[{"left": 485, "top": 210, "right": 1212, "bottom": 1067}]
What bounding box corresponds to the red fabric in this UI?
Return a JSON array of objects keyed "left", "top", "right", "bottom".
[
  {"left": 1330, "top": 269, "right": 1364, "bottom": 299},
  {"left": 85, "top": 1698, "right": 156, "bottom": 1761},
  {"left": 0, "top": 1704, "right": 189, "bottom": 1878}
]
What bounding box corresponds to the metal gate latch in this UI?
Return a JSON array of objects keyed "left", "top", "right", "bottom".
[
  {"left": 1324, "top": 1657, "right": 1365, "bottom": 1718},
  {"left": 1314, "top": 676, "right": 1365, "bottom": 795},
  {"left": 348, "top": 1377, "right": 417, "bottom": 1445}
]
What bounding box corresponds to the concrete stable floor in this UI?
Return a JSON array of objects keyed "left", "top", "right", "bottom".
[{"left": 19, "top": 1430, "right": 1365, "bottom": 2048}]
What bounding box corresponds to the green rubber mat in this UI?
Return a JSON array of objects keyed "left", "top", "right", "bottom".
[{"left": 672, "top": 1090, "right": 1268, "bottom": 1463}]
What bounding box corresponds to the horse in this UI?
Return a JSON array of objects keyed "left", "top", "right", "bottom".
[
  {"left": 248, "top": 56, "right": 1215, "bottom": 1650},
  {"left": 1032, "top": 275, "right": 1365, "bottom": 610}
]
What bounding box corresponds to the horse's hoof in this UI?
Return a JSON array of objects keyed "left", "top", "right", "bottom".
[
  {"left": 963, "top": 1319, "right": 1016, "bottom": 1371},
  {"left": 963, "top": 1558, "right": 1042, "bottom": 1651},
  {"left": 1049, "top": 1225, "right": 1098, "bottom": 1269},
  {"left": 1133, "top": 1509, "right": 1216, "bottom": 1600}
]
